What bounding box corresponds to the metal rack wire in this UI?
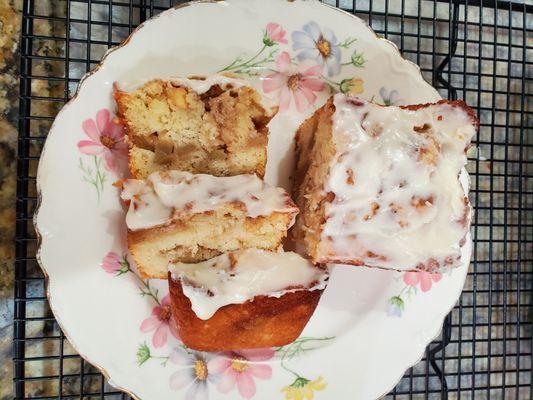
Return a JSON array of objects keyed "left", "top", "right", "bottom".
[{"left": 14, "top": 0, "right": 532, "bottom": 398}]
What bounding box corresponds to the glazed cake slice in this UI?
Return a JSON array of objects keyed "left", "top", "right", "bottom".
[
  {"left": 168, "top": 249, "right": 328, "bottom": 351},
  {"left": 114, "top": 75, "right": 274, "bottom": 179},
  {"left": 121, "top": 171, "right": 298, "bottom": 279},
  {"left": 292, "top": 94, "right": 478, "bottom": 272}
]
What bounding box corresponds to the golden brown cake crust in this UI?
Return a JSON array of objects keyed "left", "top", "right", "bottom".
[
  {"left": 290, "top": 98, "right": 336, "bottom": 257},
  {"left": 168, "top": 274, "right": 323, "bottom": 351},
  {"left": 400, "top": 99, "right": 480, "bottom": 130}
]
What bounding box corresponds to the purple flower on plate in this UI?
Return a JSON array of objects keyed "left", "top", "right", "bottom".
[
  {"left": 387, "top": 296, "right": 404, "bottom": 317},
  {"left": 169, "top": 349, "right": 218, "bottom": 399},
  {"left": 292, "top": 21, "right": 342, "bottom": 77},
  {"left": 379, "top": 87, "right": 403, "bottom": 106}
]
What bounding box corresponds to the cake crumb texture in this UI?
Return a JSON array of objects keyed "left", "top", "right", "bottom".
[{"left": 114, "top": 79, "right": 271, "bottom": 179}]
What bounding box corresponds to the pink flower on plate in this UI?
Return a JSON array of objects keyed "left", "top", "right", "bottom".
[
  {"left": 101, "top": 252, "right": 122, "bottom": 274},
  {"left": 262, "top": 51, "right": 325, "bottom": 113},
  {"left": 140, "top": 294, "right": 179, "bottom": 348},
  {"left": 210, "top": 348, "right": 274, "bottom": 399},
  {"left": 264, "top": 22, "right": 288, "bottom": 45},
  {"left": 77, "top": 108, "right": 127, "bottom": 173},
  {"left": 403, "top": 271, "right": 442, "bottom": 292}
]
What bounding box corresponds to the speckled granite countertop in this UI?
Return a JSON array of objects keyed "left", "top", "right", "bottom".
[
  {"left": 0, "top": 0, "right": 21, "bottom": 398},
  {"left": 1, "top": 1, "right": 119, "bottom": 397},
  {"left": 0, "top": 1, "right": 67, "bottom": 397}
]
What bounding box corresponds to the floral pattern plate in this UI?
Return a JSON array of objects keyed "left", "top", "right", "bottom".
[{"left": 36, "top": 1, "right": 471, "bottom": 399}]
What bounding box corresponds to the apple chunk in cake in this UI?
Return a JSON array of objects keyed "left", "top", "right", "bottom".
[{"left": 114, "top": 75, "right": 274, "bottom": 179}]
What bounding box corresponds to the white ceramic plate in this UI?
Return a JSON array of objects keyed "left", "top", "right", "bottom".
[{"left": 36, "top": 1, "right": 471, "bottom": 399}]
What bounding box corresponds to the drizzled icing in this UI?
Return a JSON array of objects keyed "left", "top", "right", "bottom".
[
  {"left": 169, "top": 249, "right": 328, "bottom": 320},
  {"left": 167, "top": 75, "right": 248, "bottom": 95},
  {"left": 322, "top": 94, "right": 476, "bottom": 271},
  {"left": 121, "top": 171, "right": 298, "bottom": 231}
]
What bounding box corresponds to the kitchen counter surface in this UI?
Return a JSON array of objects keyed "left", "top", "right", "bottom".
[{"left": 0, "top": 0, "right": 21, "bottom": 398}]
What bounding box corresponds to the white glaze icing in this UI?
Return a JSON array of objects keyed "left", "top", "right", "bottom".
[
  {"left": 167, "top": 75, "right": 248, "bottom": 94},
  {"left": 322, "top": 94, "right": 476, "bottom": 271},
  {"left": 121, "top": 171, "right": 298, "bottom": 231},
  {"left": 169, "top": 249, "right": 328, "bottom": 320}
]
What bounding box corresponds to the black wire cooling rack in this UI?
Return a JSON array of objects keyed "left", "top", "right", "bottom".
[{"left": 14, "top": 0, "right": 532, "bottom": 398}]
